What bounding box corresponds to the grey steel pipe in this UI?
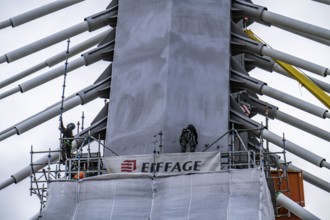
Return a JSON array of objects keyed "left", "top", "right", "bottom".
[
  {"left": 278, "top": 160, "right": 330, "bottom": 193},
  {"left": 250, "top": 96, "right": 330, "bottom": 140},
  {"left": 30, "top": 212, "right": 41, "bottom": 220},
  {"left": 20, "top": 57, "right": 86, "bottom": 93},
  {"left": 272, "top": 63, "right": 330, "bottom": 96},
  {"left": 0, "top": 120, "right": 104, "bottom": 190},
  {"left": 275, "top": 110, "right": 330, "bottom": 142},
  {"left": 0, "top": 7, "right": 116, "bottom": 64},
  {"left": 232, "top": 70, "right": 329, "bottom": 118},
  {"left": 0, "top": 22, "right": 89, "bottom": 64},
  {"left": 262, "top": 129, "right": 328, "bottom": 169},
  {"left": 0, "top": 0, "right": 84, "bottom": 29},
  {"left": 0, "top": 83, "right": 96, "bottom": 137},
  {"left": 0, "top": 81, "right": 106, "bottom": 141},
  {"left": 245, "top": 54, "right": 330, "bottom": 95},
  {"left": 261, "top": 10, "right": 330, "bottom": 43},
  {"left": 233, "top": 33, "right": 330, "bottom": 77},
  {"left": 0, "top": 63, "right": 44, "bottom": 89},
  {"left": 231, "top": 111, "right": 329, "bottom": 169},
  {"left": 0, "top": 34, "right": 114, "bottom": 99},
  {"left": 260, "top": 86, "right": 328, "bottom": 119},
  {"left": 2, "top": 148, "right": 60, "bottom": 190},
  {"left": 0, "top": 30, "right": 109, "bottom": 89},
  {"left": 312, "top": 0, "right": 330, "bottom": 5},
  {"left": 0, "top": 63, "right": 111, "bottom": 138},
  {"left": 275, "top": 23, "right": 330, "bottom": 46},
  {"left": 261, "top": 47, "right": 330, "bottom": 77},
  {"left": 276, "top": 193, "right": 320, "bottom": 220},
  {"left": 233, "top": 1, "right": 330, "bottom": 45},
  {"left": 0, "top": 57, "right": 86, "bottom": 100}
]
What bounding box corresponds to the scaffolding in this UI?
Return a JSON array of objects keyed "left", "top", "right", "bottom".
[
  {"left": 29, "top": 135, "right": 106, "bottom": 212},
  {"left": 29, "top": 125, "right": 295, "bottom": 218}
]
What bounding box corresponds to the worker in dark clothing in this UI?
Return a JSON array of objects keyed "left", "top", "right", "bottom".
[
  {"left": 59, "top": 121, "right": 75, "bottom": 162},
  {"left": 179, "top": 124, "right": 198, "bottom": 153}
]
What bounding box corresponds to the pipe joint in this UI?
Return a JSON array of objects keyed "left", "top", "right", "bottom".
[
  {"left": 232, "top": 0, "right": 270, "bottom": 25},
  {"left": 231, "top": 69, "right": 267, "bottom": 94},
  {"left": 231, "top": 33, "right": 265, "bottom": 55},
  {"left": 84, "top": 6, "right": 118, "bottom": 31},
  {"left": 82, "top": 41, "right": 114, "bottom": 65},
  {"left": 245, "top": 54, "right": 275, "bottom": 73}
]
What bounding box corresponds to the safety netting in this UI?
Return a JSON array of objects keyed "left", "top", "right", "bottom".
[{"left": 41, "top": 169, "right": 274, "bottom": 220}]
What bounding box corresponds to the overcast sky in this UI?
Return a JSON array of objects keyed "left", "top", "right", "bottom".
[{"left": 0, "top": 0, "right": 329, "bottom": 219}]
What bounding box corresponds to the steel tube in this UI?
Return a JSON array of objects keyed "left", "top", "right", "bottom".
[
  {"left": 0, "top": 0, "right": 84, "bottom": 29},
  {"left": 276, "top": 193, "right": 320, "bottom": 220},
  {"left": 0, "top": 7, "right": 115, "bottom": 64},
  {"left": 46, "top": 30, "right": 109, "bottom": 67},
  {"left": 0, "top": 178, "right": 16, "bottom": 191},
  {"left": 0, "top": 30, "right": 109, "bottom": 89},
  {"left": 0, "top": 57, "right": 86, "bottom": 99},
  {"left": 231, "top": 112, "right": 328, "bottom": 169},
  {"left": 260, "top": 86, "right": 327, "bottom": 118},
  {"left": 261, "top": 46, "right": 330, "bottom": 77},
  {"left": 0, "top": 82, "right": 103, "bottom": 141},
  {"left": 20, "top": 57, "right": 86, "bottom": 93},
  {"left": 0, "top": 22, "right": 89, "bottom": 64},
  {"left": 311, "top": 0, "right": 330, "bottom": 5},
  {"left": 235, "top": 71, "right": 329, "bottom": 118},
  {"left": 15, "top": 96, "right": 82, "bottom": 134},
  {"left": 0, "top": 122, "right": 101, "bottom": 189},
  {"left": 234, "top": 1, "right": 330, "bottom": 45},
  {"left": 275, "top": 23, "right": 330, "bottom": 46},
  {"left": 250, "top": 56, "right": 330, "bottom": 103},
  {"left": 0, "top": 83, "right": 96, "bottom": 137},
  {"left": 279, "top": 160, "right": 330, "bottom": 193},
  {"left": 261, "top": 129, "right": 326, "bottom": 168},
  {"left": 0, "top": 87, "right": 20, "bottom": 100},
  {"left": 272, "top": 63, "right": 330, "bottom": 95},
  {"left": 0, "top": 63, "right": 45, "bottom": 89},
  {"left": 275, "top": 111, "right": 330, "bottom": 142},
  {"left": 13, "top": 150, "right": 59, "bottom": 184},
  {"left": 0, "top": 129, "right": 17, "bottom": 141},
  {"left": 233, "top": 70, "right": 329, "bottom": 118},
  {"left": 261, "top": 10, "right": 330, "bottom": 43}
]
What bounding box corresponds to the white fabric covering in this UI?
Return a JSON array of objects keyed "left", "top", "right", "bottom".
[
  {"left": 41, "top": 169, "right": 274, "bottom": 220},
  {"left": 106, "top": 0, "right": 231, "bottom": 155}
]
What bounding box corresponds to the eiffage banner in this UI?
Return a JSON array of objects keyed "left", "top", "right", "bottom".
[{"left": 103, "top": 152, "right": 220, "bottom": 174}]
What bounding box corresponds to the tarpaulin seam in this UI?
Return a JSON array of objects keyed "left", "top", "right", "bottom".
[
  {"left": 72, "top": 181, "right": 79, "bottom": 220},
  {"left": 258, "top": 169, "right": 263, "bottom": 220},
  {"left": 109, "top": 181, "right": 117, "bottom": 220},
  {"left": 226, "top": 170, "right": 232, "bottom": 220},
  {"left": 149, "top": 178, "right": 156, "bottom": 220},
  {"left": 187, "top": 174, "right": 193, "bottom": 219}
]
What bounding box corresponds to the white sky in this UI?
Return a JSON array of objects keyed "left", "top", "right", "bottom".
[{"left": 0, "top": 0, "right": 329, "bottom": 219}]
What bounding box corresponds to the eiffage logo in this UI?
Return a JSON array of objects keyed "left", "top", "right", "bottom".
[{"left": 121, "top": 160, "right": 137, "bottom": 172}]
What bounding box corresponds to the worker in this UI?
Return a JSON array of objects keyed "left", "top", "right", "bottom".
[
  {"left": 179, "top": 124, "right": 198, "bottom": 153},
  {"left": 59, "top": 120, "right": 75, "bottom": 163}
]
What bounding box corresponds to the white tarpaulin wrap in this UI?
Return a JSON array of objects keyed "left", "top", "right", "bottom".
[
  {"left": 106, "top": 0, "right": 230, "bottom": 155},
  {"left": 41, "top": 169, "right": 274, "bottom": 220},
  {"left": 103, "top": 152, "right": 221, "bottom": 174}
]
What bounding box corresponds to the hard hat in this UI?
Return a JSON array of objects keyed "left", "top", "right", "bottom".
[{"left": 67, "top": 123, "right": 76, "bottom": 130}]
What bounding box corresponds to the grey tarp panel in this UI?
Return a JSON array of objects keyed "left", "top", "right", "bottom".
[
  {"left": 106, "top": 0, "right": 231, "bottom": 155},
  {"left": 41, "top": 169, "right": 275, "bottom": 220}
]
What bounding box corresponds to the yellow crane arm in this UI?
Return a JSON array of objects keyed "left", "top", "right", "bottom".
[{"left": 244, "top": 29, "right": 330, "bottom": 110}]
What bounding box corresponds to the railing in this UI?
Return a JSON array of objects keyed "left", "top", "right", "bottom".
[{"left": 29, "top": 135, "right": 106, "bottom": 212}]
